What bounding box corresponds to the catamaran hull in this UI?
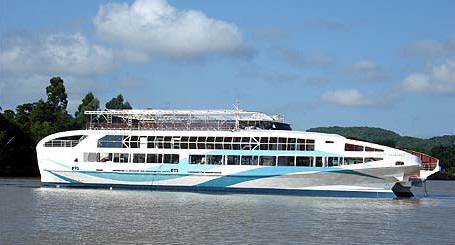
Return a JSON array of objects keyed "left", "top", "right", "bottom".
[{"left": 39, "top": 165, "right": 418, "bottom": 198}]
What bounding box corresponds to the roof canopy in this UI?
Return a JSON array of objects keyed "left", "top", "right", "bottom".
[{"left": 84, "top": 109, "right": 285, "bottom": 123}]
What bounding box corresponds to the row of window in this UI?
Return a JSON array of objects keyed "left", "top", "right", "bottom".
[
  {"left": 345, "top": 143, "right": 384, "bottom": 152},
  {"left": 189, "top": 155, "right": 383, "bottom": 167},
  {"left": 98, "top": 135, "right": 316, "bottom": 151},
  {"left": 83, "top": 152, "right": 180, "bottom": 164},
  {"left": 82, "top": 152, "right": 383, "bottom": 167}
]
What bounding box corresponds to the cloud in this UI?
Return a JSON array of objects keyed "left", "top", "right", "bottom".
[
  {"left": 272, "top": 47, "right": 334, "bottom": 69},
  {"left": 93, "top": 0, "right": 253, "bottom": 60},
  {"left": 321, "top": 89, "right": 379, "bottom": 107},
  {"left": 402, "top": 34, "right": 455, "bottom": 60},
  {"left": 402, "top": 60, "right": 455, "bottom": 95},
  {"left": 344, "top": 60, "right": 388, "bottom": 81},
  {"left": 0, "top": 32, "right": 114, "bottom": 75},
  {"left": 0, "top": 74, "right": 50, "bottom": 105}
]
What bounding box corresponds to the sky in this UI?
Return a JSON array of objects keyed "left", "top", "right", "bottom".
[{"left": 1, "top": 0, "right": 454, "bottom": 138}]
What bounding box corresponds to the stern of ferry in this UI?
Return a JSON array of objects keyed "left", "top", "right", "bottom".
[{"left": 392, "top": 150, "right": 440, "bottom": 198}]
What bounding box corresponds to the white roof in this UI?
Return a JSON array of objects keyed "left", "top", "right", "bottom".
[{"left": 84, "top": 109, "right": 285, "bottom": 122}]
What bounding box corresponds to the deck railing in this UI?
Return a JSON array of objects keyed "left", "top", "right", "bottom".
[
  {"left": 86, "top": 122, "right": 239, "bottom": 131},
  {"left": 404, "top": 149, "right": 439, "bottom": 179},
  {"left": 43, "top": 140, "right": 81, "bottom": 147}
]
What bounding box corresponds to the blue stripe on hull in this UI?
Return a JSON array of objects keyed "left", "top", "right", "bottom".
[{"left": 41, "top": 182, "right": 397, "bottom": 198}]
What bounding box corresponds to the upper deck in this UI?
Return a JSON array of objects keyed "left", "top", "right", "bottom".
[{"left": 84, "top": 109, "right": 292, "bottom": 131}]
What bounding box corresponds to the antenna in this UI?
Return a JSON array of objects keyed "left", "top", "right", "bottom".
[
  {"left": 232, "top": 99, "right": 240, "bottom": 111},
  {"left": 233, "top": 99, "right": 240, "bottom": 130}
]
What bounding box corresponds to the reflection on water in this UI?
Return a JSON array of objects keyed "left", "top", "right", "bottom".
[{"left": 1, "top": 179, "right": 455, "bottom": 245}]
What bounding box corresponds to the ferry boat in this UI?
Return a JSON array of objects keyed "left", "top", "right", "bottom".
[{"left": 36, "top": 109, "right": 440, "bottom": 198}]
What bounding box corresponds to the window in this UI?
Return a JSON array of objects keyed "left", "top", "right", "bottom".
[
  {"left": 241, "top": 137, "right": 251, "bottom": 150},
  {"left": 164, "top": 136, "right": 172, "bottom": 149},
  {"left": 315, "top": 157, "right": 323, "bottom": 167},
  {"left": 306, "top": 140, "right": 315, "bottom": 151},
  {"left": 147, "top": 136, "right": 155, "bottom": 148},
  {"left": 345, "top": 143, "right": 364, "bottom": 151},
  {"left": 113, "top": 153, "right": 120, "bottom": 162},
  {"left": 119, "top": 153, "right": 129, "bottom": 163},
  {"left": 241, "top": 155, "right": 258, "bottom": 165},
  {"left": 296, "top": 156, "right": 313, "bottom": 167},
  {"left": 259, "top": 156, "right": 276, "bottom": 166},
  {"left": 84, "top": 152, "right": 98, "bottom": 162},
  {"left": 278, "top": 138, "right": 287, "bottom": 151},
  {"left": 189, "top": 137, "right": 197, "bottom": 149},
  {"left": 251, "top": 137, "right": 260, "bottom": 150},
  {"left": 287, "top": 138, "right": 296, "bottom": 151},
  {"left": 297, "top": 139, "right": 305, "bottom": 151},
  {"left": 277, "top": 156, "right": 295, "bottom": 166},
  {"left": 113, "top": 153, "right": 129, "bottom": 163},
  {"left": 139, "top": 137, "right": 147, "bottom": 149},
  {"left": 325, "top": 141, "right": 334, "bottom": 144},
  {"left": 133, "top": 153, "right": 146, "bottom": 163},
  {"left": 147, "top": 154, "right": 162, "bottom": 163},
  {"left": 207, "top": 155, "right": 223, "bottom": 165},
  {"left": 327, "top": 157, "right": 340, "bottom": 167},
  {"left": 343, "top": 157, "right": 363, "bottom": 165},
  {"left": 365, "top": 157, "right": 383, "bottom": 163},
  {"left": 206, "top": 137, "right": 215, "bottom": 149},
  {"left": 45, "top": 135, "right": 86, "bottom": 147},
  {"left": 232, "top": 137, "right": 241, "bottom": 150},
  {"left": 180, "top": 136, "right": 189, "bottom": 149},
  {"left": 197, "top": 137, "right": 206, "bottom": 149},
  {"left": 155, "top": 136, "right": 164, "bottom": 149},
  {"left": 269, "top": 137, "right": 277, "bottom": 150},
  {"left": 222, "top": 137, "right": 232, "bottom": 150},
  {"left": 164, "top": 154, "right": 179, "bottom": 164},
  {"left": 227, "top": 155, "right": 240, "bottom": 165},
  {"left": 130, "top": 136, "right": 139, "bottom": 148},
  {"left": 215, "top": 137, "right": 223, "bottom": 149},
  {"left": 260, "top": 137, "right": 269, "bottom": 150},
  {"left": 99, "top": 153, "right": 112, "bottom": 162},
  {"left": 190, "top": 155, "right": 205, "bottom": 164},
  {"left": 98, "top": 135, "right": 123, "bottom": 148},
  {"left": 365, "top": 146, "right": 384, "bottom": 152}
]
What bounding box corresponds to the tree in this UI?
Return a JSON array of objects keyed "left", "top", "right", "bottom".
[
  {"left": 75, "top": 92, "right": 100, "bottom": 128},
  {"left": 76, "top": 92, "right": 100, "bottom": 117},
  {"left": 430, "top": 145, "right": 455, "bottom": 171},
  {"left": 46, "top": 77, "right": 68, "bottom": 112},
  {"left": 105, "top": 94, "right": 132, "bottom": 109}
]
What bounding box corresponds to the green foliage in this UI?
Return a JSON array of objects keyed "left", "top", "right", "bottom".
[
  {"left": 307, "top": 126, "right": 401, "bottom": 143},
  {"left": 75, "top": 92, "right": 100, "bottom": 117},
  {"left": 46, "top": 77, "right": 68, "bottom": 112},
  {"left": 446, "top": 167, "right": 455, "bottom": 178},
  {"left": 75, "top": 92, "right": 100, "bottom": 128},
  {"left": 1, "top": 77, "right": 75, "bottom": 176},
  {"left": 0, "top": 112, "right": 39, "bottom": 176},
  {"left": 0, "top": 76, "right": 136, "bottom": 176},
  {"left": 105, "top": 94, "right": 132, "bottom": 109},
  {"left": 373, "top": 139, "right": 397, "bottom": 148},
  {"left": 429, "top": 145, "right": 455, "bottom": 171}
]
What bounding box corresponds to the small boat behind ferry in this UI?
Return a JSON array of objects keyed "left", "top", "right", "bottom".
[{"left": 36, "top": 109, "right": 440, "bottom": 198}]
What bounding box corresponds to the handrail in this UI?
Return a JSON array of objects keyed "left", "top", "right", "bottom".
[
  {"left": 403, "top": 149, "right": 439, "bottom": 171},
  {"left": 44, "top": 140, "right": 81, "bottom": 147}
]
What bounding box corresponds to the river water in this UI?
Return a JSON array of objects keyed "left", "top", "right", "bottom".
[{"left": 1, "top": 179, "right": 454, "bottom": 245}]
